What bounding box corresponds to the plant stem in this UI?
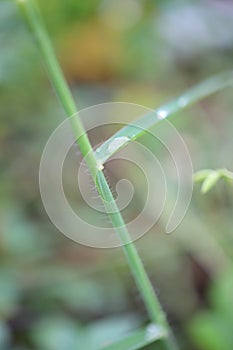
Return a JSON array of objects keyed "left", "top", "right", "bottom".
[{"left": 16, "top": 0, "right": 177, "bottom": 348}]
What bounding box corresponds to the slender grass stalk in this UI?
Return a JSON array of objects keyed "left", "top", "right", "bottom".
[
  {"left": 94, "top": 71, "right": 233, "bottom": 164},
  {"left": 16, "top": 0, "right": 178, "bottom": 349}
]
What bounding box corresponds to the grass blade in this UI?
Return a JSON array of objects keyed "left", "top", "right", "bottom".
[
  {"left": 95, "top": 71, "right": 233, "bottom": 164},
  {"left": 101, "top": 324, "right": 166, "bottom": 350}
]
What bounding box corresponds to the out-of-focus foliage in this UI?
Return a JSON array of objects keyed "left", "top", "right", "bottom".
[
  {"left": 0, "top": 0, "right": 233, "bottom": 349},
  {"left": 194, "top": 168, "right": 233, "bottom": 194},
  {"left": 188, "top": 269, "right": 233, "bottom": 350}
]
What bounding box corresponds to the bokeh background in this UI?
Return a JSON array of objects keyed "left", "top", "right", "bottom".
[{"left": 1, "top": 0, "right": 233, "bottom": 349}]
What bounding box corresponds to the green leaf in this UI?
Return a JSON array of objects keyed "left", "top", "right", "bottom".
[
  {"left": 88, "top": 315, "right": 141, "bottom": 349},
  {"left": 209, "top": 270, "right": 233, "bottom": 318},
  {"left": 31, "top": 316, "right": 85, "bottom": 350},
  {"left": 193, "top": 170, "right": 213, "bottom": 183},
  {"left": 201, "top": 171, "right": 221, "bottom": 194},
  {"left": 189, "top": 312, "right": 233, "bottom": 350},
  {"left": 220, "top": 169, "right": 233, "bottom": 182},
  {"left": 188, "top": 269, "right": 233, "bottom": 350},
  {"left": 101, "top": 324, "right": 166, "bottom": 350},
  {"left": 194, "top": 168, "right": 233, "bottom": 194},
  {"left": 94, "top": 71, "right": 233, "bottom": 164}
]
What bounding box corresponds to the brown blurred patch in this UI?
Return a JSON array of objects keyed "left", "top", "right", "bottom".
[{"left": 59, "top": 21, "right": 122, "bottom": 83}]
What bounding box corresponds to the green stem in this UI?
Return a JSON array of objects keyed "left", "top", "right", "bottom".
[
  {"left": 17, "top": 0, "right": 98, "bottom": 175},
  {"left": 16, "top": 0, "right": 177, "bottom": 349}
]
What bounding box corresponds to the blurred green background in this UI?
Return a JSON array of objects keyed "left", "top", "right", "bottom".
[{"left": 1, "top": 0, "right": 233, "bottom": 349}]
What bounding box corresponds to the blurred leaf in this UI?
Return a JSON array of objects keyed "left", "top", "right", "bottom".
[
  {"left": 189, "top": 269, "right": 233, "bottom": 350},
  {"left": 1, "top": 207, "right": 53, "bottom": 259},
  {"left": 0, "top": 269, "right": 22, "bottom": 317},
  {"left": 0, "top": 321, "right": 11, "bottom": 349},
  {"left": 31, "top": 316, "right": 84, "bottom": 350},
  {"left": 194, "top": 168, "right": 233, "bottom": 194},
  {"left": 193, "top": 169, "right": 213, "bottom": 183},
  {"left": 201, "top": 171, "right": 221, "bottom": 194},
  {"left": 31, "top": 315, "right": 140, "bottom": 350},
  {"left": 38, "top": 274, "right": 128, "bottom": 314},
  {"left": 102, "top": 323, "right": 166, "bottom": 350},
  {"left": 209, "top": 270, "right": 233, "bottom": 318},
  {"left": 88, "top": 315, "right": 140, "bottom": 349},
  {"left": 189, "top": 312, "right": 233, "bottom": 350}
]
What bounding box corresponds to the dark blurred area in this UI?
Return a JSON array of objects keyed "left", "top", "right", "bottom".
[{"left": 0, "top": 0, "right": 233, "bottom": 349}]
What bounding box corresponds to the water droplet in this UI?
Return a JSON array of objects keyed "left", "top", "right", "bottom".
[
  {"left": 178, "top": 97, "right": 188, "bottom": 107},
  {"left": 96, "top": 160, "right": 104, "bottom": 171},
  {"left": 146, "top": 324, "right": 166, "bottom": 341},
  {"left": 107, "top": 136, "right": 130, "bottom": 153},
  {"left": 157, "top": 109, "right": 168, "bottom": 120}
]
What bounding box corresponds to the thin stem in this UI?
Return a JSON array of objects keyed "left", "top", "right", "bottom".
[
  {"left": 16, "top": 0, "right": 177, "bottom": 349},
  {"left": 17, "top": 0, "right": 98, "bottom": 175},
  {"left": 94, "top": 71, "right": 233, "bottom": 164}
]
